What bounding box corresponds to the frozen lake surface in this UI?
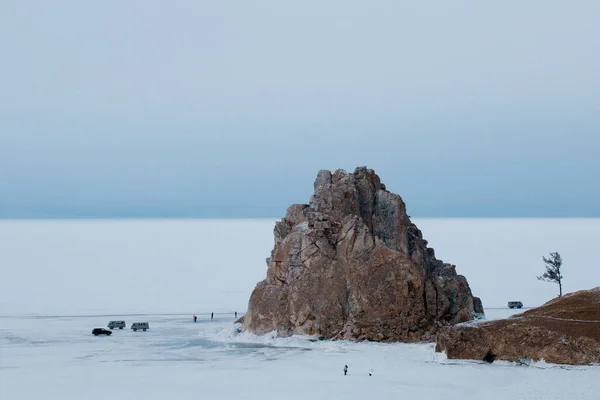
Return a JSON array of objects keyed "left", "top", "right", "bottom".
[
  {"left": 1, "top": 218, "right": 599, "bottom": 315},
  {"left": 2, "top": 310, "right": 599, "bottom": 400},
  {"left": 1, "top": 219, "right": 599, "bottom": 398}
]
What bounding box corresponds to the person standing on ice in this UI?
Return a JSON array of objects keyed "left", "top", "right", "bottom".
[
  {"left": 234, "top": 311, "right": 237, "bottom": 318},
  {"left": 343, "top": 365, "right": 348, "bottom": 375},
  {"left": 193, "top": 315, "right": 197, "bottom": 323},
  {"left": 211, "top": 312, "right": 213, "bottom": 320}
]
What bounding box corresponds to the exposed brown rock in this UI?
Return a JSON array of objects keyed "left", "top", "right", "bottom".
[
  {"left": 435, "top": 287, "right": 600, "bottom": 365},
  {"left": 473, "top": 296, "right": 484, "bottom": 315},
  {"left": 243, "top": 167, "right": 481, "bottom": 342}
]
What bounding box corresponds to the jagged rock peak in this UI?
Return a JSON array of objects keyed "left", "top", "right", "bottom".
[{"left": 244, "top": 167, "right": 482, "bottom": 342}]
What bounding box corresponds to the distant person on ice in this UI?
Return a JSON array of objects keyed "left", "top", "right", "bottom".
[
  {"left": 343, "top": 365, "right": 348, "bottom": 375},
  {"left": 193, "top": 315, "right": 197, "bottom": 323},
  {"left": 211, "top": 312, "right": 213, "bottom": 320},
  {"left": 234, "top": 311, "right": 237, "bottom": 318}
]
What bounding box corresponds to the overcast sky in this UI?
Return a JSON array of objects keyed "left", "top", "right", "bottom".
[{"left": 1, "top": 0, "right": 599, "bottom": 218}]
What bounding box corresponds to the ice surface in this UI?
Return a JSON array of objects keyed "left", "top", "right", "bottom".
[
  {"left": 1, "top": 314, "right": 598, "bottom": 400},
  {"left": 0, "top": 219, "right": 276, "bottom": 316},
  {"left": 1, "top": 219, "right": 598, "bottom": 316}
]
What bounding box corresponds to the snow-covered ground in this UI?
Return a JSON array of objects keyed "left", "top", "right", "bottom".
[
  {"left": 1, "top": 219, "right": 599, "bottom": 399},
  {"left": 2, "top": 312, "right": 598, "bottom": 400}
]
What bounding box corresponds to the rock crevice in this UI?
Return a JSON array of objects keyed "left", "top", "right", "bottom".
[{"left": 243, "top": 167, "right": 481, "bottom": 342}]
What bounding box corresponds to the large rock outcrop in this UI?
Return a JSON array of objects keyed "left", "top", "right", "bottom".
[
  {"left": 243, "top": 167, "right": 481, "bottom": 342},
  {"left": 435, "top": 287, "right": 600, "bottom": 365}
]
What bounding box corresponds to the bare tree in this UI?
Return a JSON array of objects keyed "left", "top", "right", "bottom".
[{"left": 537, "top": 252, "right": 563, "bottom": 297}]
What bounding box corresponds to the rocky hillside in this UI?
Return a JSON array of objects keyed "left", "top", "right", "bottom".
[
  {"left": 436, "top": 287, "right": 600, "bottom": 365},
  {"left": 243, "top": 167, "right": 482, "bottom": 342}
]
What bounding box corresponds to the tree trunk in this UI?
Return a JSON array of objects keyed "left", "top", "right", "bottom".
[{"left": 559, "top": 280, "right": 562, "bottom": 297}]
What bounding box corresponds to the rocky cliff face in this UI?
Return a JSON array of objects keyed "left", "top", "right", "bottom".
[
  {"left": 243, "top": 167, "right": 481, "bottom": 342},
  {"left": 436, "top": 287, "right": 600, "bottom": 365}
]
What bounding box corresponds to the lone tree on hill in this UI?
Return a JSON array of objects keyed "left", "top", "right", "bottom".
[{"left": 537, "top": 252, "right": 563, "bottom": 297}]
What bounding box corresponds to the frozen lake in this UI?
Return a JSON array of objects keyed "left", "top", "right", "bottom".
[
  {"left": 1, "top": 219, "right": 599, "bottom": 399},
  {"left": 2, "top": 310, "right": 599, "bottom": 400},
  {"left": 1, "top": 218, "right": 599, "bottom": 315}
]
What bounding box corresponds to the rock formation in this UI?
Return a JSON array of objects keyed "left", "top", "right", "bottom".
[
  {"left": 435, "top": 287, "right": 600, "bottom": 365},
  {"left": 243, "top": 167, "right": 481, "bottom": 342}
]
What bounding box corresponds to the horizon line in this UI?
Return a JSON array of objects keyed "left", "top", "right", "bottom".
[{"left": 2, "top": 216, "right": 599, "bottom": 221}]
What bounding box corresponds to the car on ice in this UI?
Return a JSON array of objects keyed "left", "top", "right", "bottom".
[
  {"left": 92, "top": 328, "right": 112, "bottom": 336},
  {"left": 508, "top": 301, "right": 523, "bottom": 309},
  {"left": 108, "top": 321, "right": 126, "bottom": 329},
  {"left": 131, "top": 322, "right": 149, "bottom": 331}
]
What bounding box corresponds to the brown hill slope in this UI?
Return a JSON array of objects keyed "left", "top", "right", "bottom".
[{"left": 436, "top": 287, "right": 600, "bottom": 365}]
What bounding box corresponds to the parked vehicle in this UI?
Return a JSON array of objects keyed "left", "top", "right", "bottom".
[
  {"left": 92, "top": 328, "right": 112, "bottom": 336},
  {"left": 131, "top": 322, "right": 149, "bottom": 332},
  {"left": 108, "top": 321, "right": 126, "bottom": 329},
  {"left": 508, "top": 301, "right": 523, "bottom": 309}
]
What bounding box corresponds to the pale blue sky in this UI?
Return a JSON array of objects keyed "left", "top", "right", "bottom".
[{"left": 1, "top": 1, "right": 599, "bottom": 218}]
